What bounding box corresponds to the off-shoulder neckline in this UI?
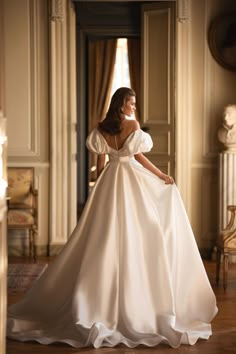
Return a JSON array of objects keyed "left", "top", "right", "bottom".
[{"left": 96, "top": 128, "right": 140, "bottom": 152}]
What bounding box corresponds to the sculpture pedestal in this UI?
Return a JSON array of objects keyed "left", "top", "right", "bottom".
[
  {"left": 219, "top": 152, "right": 236, "bottom": 231},
  {"left": 219, "top": 152, "right": 236, "bottom": 263}
]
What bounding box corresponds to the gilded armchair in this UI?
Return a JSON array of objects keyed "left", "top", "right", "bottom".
[
  {"left": 216, "top": 205, "right": 236, "bottom": 290},
  {"left": 7, "top": 167, "right": 38, "bottom": 260}
]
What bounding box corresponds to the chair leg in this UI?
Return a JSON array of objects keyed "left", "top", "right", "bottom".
[
  {"left": 33, "top": 228, "right": 37, "bottom": 262},
  {"left": 29, "top": 229, "right": 33, "bottom": 258},
  {"left": 216, "top": 248, "right": 221, "bottom": 286},
  {"left": 223, "top": 253, "right": 229, "bottom": 291}
]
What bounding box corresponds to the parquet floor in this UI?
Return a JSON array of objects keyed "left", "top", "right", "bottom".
[{"left": 6, "top": 257, "right": 236, "bottom": 354}]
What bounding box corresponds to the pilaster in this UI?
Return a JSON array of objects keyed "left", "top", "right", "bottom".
[
  {"left": 176, "top": 0, "right": 191, "bottom": 213},
  {"left": 49, "top": 0, "right": 77, "bottom": 250},
  {"left": 49, "top": 0, "right": 69, "bottom": 247}
]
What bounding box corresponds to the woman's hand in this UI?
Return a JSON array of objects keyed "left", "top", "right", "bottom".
[
  {"left": 134, "top": 153, "right": 174, "bottom": 184},
  {"left": 162, "top": 174, "right": 174, "bottom": 185}
]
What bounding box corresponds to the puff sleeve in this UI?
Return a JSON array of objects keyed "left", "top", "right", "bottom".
[
  {"left": 131, "top": 129, "right": 153, "bottom": 154},
  {"left": 86, "top": 129, "right": 108, "bottom": 154}
]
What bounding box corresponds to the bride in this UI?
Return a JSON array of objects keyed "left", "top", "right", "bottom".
[{"left": 7, "top": 87, "right": 217, "bottom": 349}]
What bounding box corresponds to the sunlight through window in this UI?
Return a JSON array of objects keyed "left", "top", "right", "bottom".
[{"left": 111, "top": 38, "right": 131, "bottom": 96}]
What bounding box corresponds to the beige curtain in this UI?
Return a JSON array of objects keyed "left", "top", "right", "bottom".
[
  {"left": 127, "top": 38, "right": 141, "bottom": 122},
  {"left": 88, "top": 39, "right": 117, "bottom": 130}
]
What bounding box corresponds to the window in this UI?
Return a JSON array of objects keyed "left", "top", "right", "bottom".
[
  {"left": 111, "top": 38, "right": 131, "bottom": 96},
  {"left": 109, "top": 38, "right": 136, "bottom": 120}
]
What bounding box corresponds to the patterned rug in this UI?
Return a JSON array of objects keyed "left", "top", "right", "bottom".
[{"left": 8, "top": 263, "right": 48, "bottom": 292}]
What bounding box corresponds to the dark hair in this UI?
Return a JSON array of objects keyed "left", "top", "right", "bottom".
[{"left": 98, "top": 87, "right": 136, "bottom": 135}]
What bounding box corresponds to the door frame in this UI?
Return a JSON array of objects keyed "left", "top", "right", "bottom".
[
  {"left": 76, "top": 26, "right": 140, "bottom": 207},
  {"left": 76, "top": 0, "right": 191, "bottom": 213}
]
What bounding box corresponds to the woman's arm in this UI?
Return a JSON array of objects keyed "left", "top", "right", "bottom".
[
  {"left": 134, "top": 153, "right": 174, "bottom": 184},
  {"left": 97, "top": 154, "right": 106, "bottom": 178}
]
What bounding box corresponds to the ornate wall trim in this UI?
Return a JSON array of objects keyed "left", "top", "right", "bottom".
[
  {"left": 177, "top": 0, "right": 189, "bottom": 23},
  {"left": 51, "top": 0, "right": 64, "bottom": 22}
]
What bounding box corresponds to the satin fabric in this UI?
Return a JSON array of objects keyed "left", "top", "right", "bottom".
[{"left": 7, "top": 128, "right": 218, "bottom": 348}]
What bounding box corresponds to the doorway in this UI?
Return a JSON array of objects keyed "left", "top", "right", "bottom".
[
  {"left": 75, "top": 1, "right": 141, "bottom": 212},
  {"left": 74, "top": 1, "right": 176, "bottom": 215}
]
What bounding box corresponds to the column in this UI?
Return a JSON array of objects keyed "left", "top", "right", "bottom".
[
  {"left": 219, "top": 152, "right": 236, "bottom": 232},
  {"left": 49, "top": 0, "right": 77, "bottom": 254}
]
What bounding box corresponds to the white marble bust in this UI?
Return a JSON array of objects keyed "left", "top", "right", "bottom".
[{"left": 218, "top": 104, "right": 236, "bottom": 152}]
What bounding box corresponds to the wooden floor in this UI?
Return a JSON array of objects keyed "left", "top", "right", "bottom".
[{"left": 6, "top": 257, "right": 236, "bottom": 354}]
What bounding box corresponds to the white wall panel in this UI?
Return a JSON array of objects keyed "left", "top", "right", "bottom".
[
  {"left": 5, "top": 0, "right": 49, "bottom": 160},
  {"left": 4, "top": 0, "right": 49, "bottom": 255},
  {"left": 5, "top": 0, "right": 38, "bottom": 156}
]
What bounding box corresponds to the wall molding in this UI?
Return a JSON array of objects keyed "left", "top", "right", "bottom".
[
  {"left": 7, "top": 162, "right": 50, "bottom": 168},
  {"left": 176, "top": 5, "right": 191, "bottom": 213},
  {"left": 7, "top": 0, "right": 41, "bottom": 158}
]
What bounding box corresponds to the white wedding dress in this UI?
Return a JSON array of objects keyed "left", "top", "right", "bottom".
[{"left": 7, "top": 128, "right": 218, "bottom": 348}]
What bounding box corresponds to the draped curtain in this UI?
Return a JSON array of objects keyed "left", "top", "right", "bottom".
[
  {"left": 127, "top": 38, "right": 141, "bottom": 122},
  {"left": 88, "top": 39, "right": 117, "bottom": 130},
  {"left": 88, "top": 39, "right": 117, "bottom": 184}
]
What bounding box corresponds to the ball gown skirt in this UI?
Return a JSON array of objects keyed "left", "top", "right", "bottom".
[{"left": 7, "top": 128, "right": 218, "bottom": 348}]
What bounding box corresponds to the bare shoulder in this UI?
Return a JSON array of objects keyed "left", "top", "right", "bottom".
[
  {"left": 124, "top": 119, "right": 140, "bottom": 131},
  {"left": 132, "top": 119, "right": 140, "bottom": 130}
]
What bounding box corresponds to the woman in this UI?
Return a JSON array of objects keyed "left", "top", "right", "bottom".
[
  {"left": 7, "top": 87, "right": 217, "bottom": 349},
  {"left": 96, "top": 87, "right": 174, "bottom": 183}
]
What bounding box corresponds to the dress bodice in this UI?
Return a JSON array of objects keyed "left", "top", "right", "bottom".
[{"left": 86, "top": 128, "right": 153, "bottom": 158}]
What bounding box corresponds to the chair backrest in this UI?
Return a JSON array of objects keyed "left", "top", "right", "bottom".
[{"left": 7, "top": 168, "right": 34, "bottom": 209}]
